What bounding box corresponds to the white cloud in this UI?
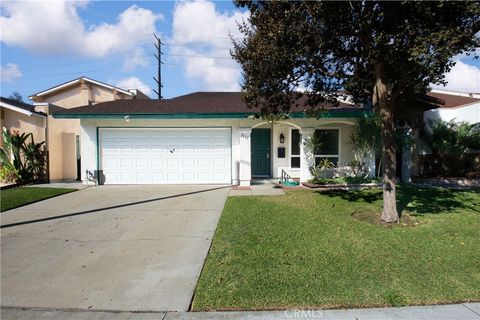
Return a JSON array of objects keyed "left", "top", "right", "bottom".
[
  {"left": 122, "top": 47, "right": 149, "bottom": 72},
  {"left": 0, "top": 1, "right": 162, "bottom": 70},
  {"left": 1, "top": 63, "right": 22, "bottom": 83},
  {"left": 171, "top": 0, "right": 248, "bottom": 91},
  {"left": 432, "top": 58, "right": 480, "bottom": 93},
  {"left": 115, "top": 77, "right": 151, "bottom": 96},
  {"left": 82, "top": 5, "right": 161, "bottom": 58}
]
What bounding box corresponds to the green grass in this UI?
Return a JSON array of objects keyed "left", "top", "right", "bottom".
[
  {"left": 1, "top": 187, "right": 76, "bottom": 212},
  {"left": 192, "top": 185, "right": 480, "bottom": 310}
]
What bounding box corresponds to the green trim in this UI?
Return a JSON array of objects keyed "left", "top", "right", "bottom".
[
  {"left": 53, "top": 110, "right": 371, "bottom": 120},
  {"left": 54, "top": 113, "right": 257, "bottom": 119}
]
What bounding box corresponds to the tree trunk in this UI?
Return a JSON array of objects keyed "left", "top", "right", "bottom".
[{"left": 375, "top": 63, "right": 399, "bottom": 223}]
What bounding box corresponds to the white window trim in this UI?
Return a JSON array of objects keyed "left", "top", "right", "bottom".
[
  {"left": 313, "top": 127, "right": 341, "bottom": 166},
  {"left": 288, "top": 128, "right": 301, "bottom": 170}
]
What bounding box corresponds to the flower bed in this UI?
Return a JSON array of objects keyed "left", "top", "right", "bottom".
[{"left": 304, "top": 176, "right": 381, "bottom": 190}]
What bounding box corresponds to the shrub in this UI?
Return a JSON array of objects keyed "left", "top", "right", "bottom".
[
  {"left": 0, "top": 127, "right": 47, "bottom": 183},
  {"left": 420, "top": 120, "right": 480, "bottom": 177}
]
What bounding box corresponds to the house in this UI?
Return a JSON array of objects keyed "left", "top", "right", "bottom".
[
  {"left": 0, "top": 97, "right": 47, "bottom": 145},
  {"left": 28, "top": 76, "right": 150, "bottom": 181},
  {"left": 52, "top": 92, "right": 372, "bottom": 186},
  {"left": 399, "top": 89, "right": 480, "bottom": 181},
  {"left": 424, "top": 89, "right": 480, "bottom": 125}
]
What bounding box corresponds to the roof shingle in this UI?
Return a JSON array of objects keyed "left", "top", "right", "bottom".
[
  {"left": 426, "top": 92, "right": 480, "bottom": 108},
  {"left": 52, "top": 92, "right": 358, "bottom": 116},
  {"left": 0, "top": 96, "right": 45, "bottom": 115}
]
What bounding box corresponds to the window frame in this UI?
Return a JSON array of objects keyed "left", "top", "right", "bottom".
[
  {"left": 289, "top": 128, "right": 301, "bottom": 170},
  {"left": 313, "top": 127, "right": 341, "bottom": 166}
]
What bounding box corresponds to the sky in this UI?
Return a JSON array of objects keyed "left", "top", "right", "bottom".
[{"left": 0, "top": 0, "right": 479, "bottom": 101}]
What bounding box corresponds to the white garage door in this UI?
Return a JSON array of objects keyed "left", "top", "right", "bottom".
[{"left": 99, "top": 128, "right": 231, "bottom": 184}]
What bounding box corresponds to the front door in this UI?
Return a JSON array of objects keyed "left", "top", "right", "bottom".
[{"left": 251, "top": 128, "right": 271, "bottom": 177}]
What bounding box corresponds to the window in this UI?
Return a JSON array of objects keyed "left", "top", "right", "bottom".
[
  {"left": 314, "top": 129, "right": 339, "bottom": 166},
  {"left": 290, "top": 129, "right": 301, "bottom": 168}
]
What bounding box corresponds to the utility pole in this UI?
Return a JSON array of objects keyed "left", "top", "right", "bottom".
[{"left": 153, "top": 33, "right": 163, "bottom": 99}]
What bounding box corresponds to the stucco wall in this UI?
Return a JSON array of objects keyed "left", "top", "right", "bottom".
[
  {"left": 79, "top": 117, "right": 360, "bottom": 184},
  {"left": 36, "top": 84, "right": 134, "bottom": 180},
  {"left": 424, "top": 102, "right": 480, "bottom": 125},
  {"left": 270, "top": 121, "right": 356, "bottom": 178},
  {"left": 46, "top": 115, "right": 79, "bottom": 180},
  {"left": 37, "top": 85, "right": 133, "bottom": 109},
  {"left": 0, "top": 108, "right": 46, "bottom": 146}
]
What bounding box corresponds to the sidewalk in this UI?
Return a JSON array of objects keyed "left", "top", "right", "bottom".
[
  {"left": 27, "top": 181, "right": 90, "bottom": 190},
  {"left": 2, "top": 303, "right": 479, "bottom": 320}
]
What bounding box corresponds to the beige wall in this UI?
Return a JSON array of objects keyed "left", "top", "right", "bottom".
[
  {"left": 0, "top": 107, "right": 46, "bottom": 146},
  {"left": 62, "top": 133, "right": 77, "bottom": 179},
  {"left": 32, "top": 83, "right": 134, "bottom": 181},
  {"left": 34, "top": 84, "right": 133, "bottom": 108},
  {"left": 46, "top": 114, "right": 79, "bottom": 180}
]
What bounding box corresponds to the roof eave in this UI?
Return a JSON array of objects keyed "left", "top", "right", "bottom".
[
  {"left": 29, "top": 77, "right": 134, "bottom": 100},
  {"left": 52, "top": 110, "right": 370, "bottom": 120},
  {"left": 0, "top": 101, "right": 46, "bottom": 118}
]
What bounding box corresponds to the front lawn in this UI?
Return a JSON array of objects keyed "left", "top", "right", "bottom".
[
  {"left": 192, "top": 185, "right": 480, "bottom": 310},
  {"left": 1, "top": 187, "right": 76, "bottom": 212}
]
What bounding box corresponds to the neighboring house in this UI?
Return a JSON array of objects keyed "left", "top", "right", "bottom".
[
  {"left": 28, "top": 76, "right": 150, "bottom": 181},
  {"left": 53, "top": 92, "right": 372, "bottom": 186},
  {"left": 0, "top": 97, "right": 47, "bottom": 146},
  {"left": 424, "top": 89, "right": 480, "bottom": 125},
  {"left": 399, "top": 89, "right": 480, "bottom": 181}
]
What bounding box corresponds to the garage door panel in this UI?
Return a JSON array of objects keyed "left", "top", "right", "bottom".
[
  {"left": 151, "top": 158, "right": 165, "bottom": 167},
  {"left": 100, "top": 128, "right": 231, "bottom": 184}
]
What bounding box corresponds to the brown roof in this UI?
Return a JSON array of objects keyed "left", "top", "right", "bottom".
[
  {"left": 0, "top": 96, "right": 46, "bottom": 116},
  {"left": 426, "top": 92, "right": 480, "bottom": 108},
  {"left": 53, "top": 92, "right": 358, "bottom": 116}
]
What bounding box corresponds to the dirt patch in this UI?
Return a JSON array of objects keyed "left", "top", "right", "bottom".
[{"left": 352, "top": 211, "right": 419, "bottom": 227}]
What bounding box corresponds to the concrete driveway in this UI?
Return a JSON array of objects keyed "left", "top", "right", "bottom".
[{"left": 1, "top": 185, "right": 230, "bottom": 312}]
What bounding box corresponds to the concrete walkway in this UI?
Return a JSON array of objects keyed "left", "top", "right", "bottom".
[
  {"left": 1, "top": 185, "right": 230, "bottom": 312},
  {"left": 229, "top": 179, "right": 286, "bottom": 196},
  {"left": 2, "top": 303, "right": 479, "bottom": 319}
]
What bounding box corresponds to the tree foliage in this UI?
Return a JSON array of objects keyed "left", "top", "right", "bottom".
[
  {"left": 232, "top": 1, "right": 479, "bottom": 221},
  {"left": 8, "top": 91, "right": 23, "bottom": 102},
  {"left": 423, "top": 119, "right": 480, "bottom": 157}
]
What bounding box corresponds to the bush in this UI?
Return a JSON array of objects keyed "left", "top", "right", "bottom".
[
  {"left": 310, "top": 176, "right": 379, "bottom": 185},
  {"left": 0, "top": 127, "right": 47, "bottom": 184},
  {"left": 420, "top": 120, "right": 480, "bottom": 177},
  {"left": 419, "top": 153, "right": 480, "bottom": 178},
  {"left": 0, "top": 165, "right": 19, "bottom": 183}
]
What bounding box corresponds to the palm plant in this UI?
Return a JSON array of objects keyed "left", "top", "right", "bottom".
[
  {"left": 350, "top": 114, "right": 382, "bottom": 177},
  {"left": 23, "top": 137, "right": 46, "bottom": 182},
  {"left": 0, "top": 127, "right": 47, "bottom": 183},
  {"left": 0, "top": 128, "right": 19, "bottom": 182},
  {"left": 421, "top": 119, "right": 480, "bottom": 176},
  {"left": 423, "top": 119, "right": 480, "bottom": 157}
]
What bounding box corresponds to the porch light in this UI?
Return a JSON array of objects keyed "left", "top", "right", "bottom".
[
  {"left": 279, "top": 133, "right": 285, "bottom": 144},
  {"left": 124, "top": 115, "right": 131, "bottom": 122}
]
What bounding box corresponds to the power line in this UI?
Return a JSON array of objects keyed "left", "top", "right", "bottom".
[
  {"left": 163, "top": 61, "right": 241, "bottom": 70},
  {"left": 164, "top": 52, "right": 233, "bottom": 60}
]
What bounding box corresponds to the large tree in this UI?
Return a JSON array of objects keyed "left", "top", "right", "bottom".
[{"left": 232, "top": 1, "right": 479, "bottom": 222}]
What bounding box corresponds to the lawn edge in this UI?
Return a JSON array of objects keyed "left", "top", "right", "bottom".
[
  {"left": 188, "top": 189, "right": 232, "bottom": 311},
  {"left": 191, "top": 298, "right": 480, "bottom": 312},
  {"left": 1, "top": 188, "right": 78, "bottom": 212}
]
